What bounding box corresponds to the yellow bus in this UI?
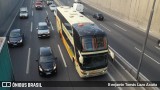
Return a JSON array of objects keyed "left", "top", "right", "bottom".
[{"left": 55, "top": 6, "right": 114, "bottom": 78}]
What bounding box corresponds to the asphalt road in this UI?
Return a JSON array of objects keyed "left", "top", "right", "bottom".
[
  {"left": 57, "top": 0, "right": 160, "bottom": 81},
  {"left": 5, "top": 0, "right": 143, "bottom": 90}
]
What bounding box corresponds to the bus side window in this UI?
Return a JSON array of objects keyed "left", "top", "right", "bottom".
[{"left": 64, "top": 23, "right": 73, "bottom": 36}]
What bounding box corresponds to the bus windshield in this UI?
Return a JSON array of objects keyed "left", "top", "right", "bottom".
[
  {"left": 81, "top": 54, "right": 108, "bottom": 70},
  {"left": 82, "top": 36, "right": 107, "bottom": 51}
]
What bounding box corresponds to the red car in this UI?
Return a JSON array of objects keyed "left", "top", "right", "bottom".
[{"left": 35, "top": 1, "right": 43, "bottom": 9}]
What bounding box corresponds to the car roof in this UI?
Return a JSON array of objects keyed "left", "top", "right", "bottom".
[
  {"left": 40, "top": 47, "right": 52, "bottom": 56},
  {"left": 38, "top": 22, "right": 47, "bottom": 26},
  {"left": 10, "top": 29, "right": 21, "bottom": 33},
  {"left": 36, "top": 1, "right": 42, "bottom": 3}
]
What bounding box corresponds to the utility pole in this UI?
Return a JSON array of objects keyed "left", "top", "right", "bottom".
[{"left": 136, "top": 0, "right": 156, "bottom": 80}]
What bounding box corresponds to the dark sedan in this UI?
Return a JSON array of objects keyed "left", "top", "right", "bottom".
[
  {"left": 93, "top": 13, "right": 104, "bottom": 21},
  {"left": 37, "top": 47, "right": 57, "bottom": 76},
  {"left": 7, "top": 29, "right": 24, "bottom": 47}
]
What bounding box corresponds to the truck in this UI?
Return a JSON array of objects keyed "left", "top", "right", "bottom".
[{"left": 73, "top": 0, "right": 84, "bottom": 13}]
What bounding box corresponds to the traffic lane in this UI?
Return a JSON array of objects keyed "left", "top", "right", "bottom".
[
  {"left": 83, "top": 5, "right": 160, "bottom": 80},
  {"left": 8, "top": 0, "right": 33, "bottom": 80},
  {"left": 103, "top": 21, "right": 160, "bottom": 81},
  {"left": 134, "top": 51, "right": 160, "bottom": 81},
  {"left": 103, "top": 19, "right": 160, "bottom": 81},
  {"left": 27, "top": 3, "right": 72, "bottom": 81},
  {"left": 81, "top": 0, "right": 160, "bottom": 61}
]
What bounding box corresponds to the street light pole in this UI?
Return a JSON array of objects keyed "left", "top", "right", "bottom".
[{"left": 136, "top": 0, "right": 156, "bottom": 80}]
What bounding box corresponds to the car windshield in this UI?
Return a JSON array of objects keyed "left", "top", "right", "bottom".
[
  {"left": 10, "top": 32, "right": 20, "bottom": 38},
  {"left": 39, "top": 25, "right": 48, "bottom": 30},
  {"left": 51, "top": 5, "right": 56, "bottom": 7},
  {"left": 20, "top": 11, "right": 27, "bottom": 13},
  {"left": 81, "top": 54, "right": 108, "bottom": 70},
  {"left": 40, "top": 56, "right": 53, "bottom": 63},
  {"left": 98, "top": 14, "right": 103, "bottom": 16}
]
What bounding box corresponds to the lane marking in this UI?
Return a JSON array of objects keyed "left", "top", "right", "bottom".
[
  {"left": 108, "top": 72, "right": 123, "bottom": 90},
  {"left": 114, "top": 24, "right": 127, "bottom": 31},
  {"left": 100, "top": 24, "right": 111, "bottom": 32},
  {"left": 4, "top": 0, "right": 24, "bottom": 36},
  {"left": 32, "top": 5, "right": 34, "bottom": 8},
  {"left": 32, "top": 10, "right": 33, "bottom": 16},
  {"left": 30, "top": 0, "right": 33, "bottom": 9},
  {"left": 55, "top": 0, "right": 63, "bottom": 6},
  {"left": 26, "top": 48, "right": 31, "bottom": 74},
  {"left": 109, "top": 45, "right": 150, "bottom": 81},
  {"left": 155, "top": 46, "right": 160, "bottom": 50},
  {"left": 58, "top": 44, "right": 67, "bottom": 67},
  {"left": 50, "top": 21, "right": 54, "bottom": 31},
  {"left": 30, "top": 22, "right": 33, "bottom": 32},
  {"left": 135, "top": 47, "right": 160, "bottom": 64},
  {"left": 46, "top": 10, "right": 48, "bottom": 15}
]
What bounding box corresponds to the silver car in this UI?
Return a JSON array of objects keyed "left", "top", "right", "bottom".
[
  {"left": 37, "top": 22, "right": 50, "bottom": 38},
  {"left": 19, "top": 7, "right": 28, "bottom": 18}
]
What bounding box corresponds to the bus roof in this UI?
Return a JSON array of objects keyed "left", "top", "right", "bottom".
[
  {"left": 57, "top": 6, "right": 105, "bottom": 36},
  {"left": 57, "top": 6, "right": 93, "bottom": 25}
]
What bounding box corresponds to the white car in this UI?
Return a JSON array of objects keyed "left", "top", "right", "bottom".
[
  {"left": 49, "top": 4, "right": 56, "bottom": 12},
  {"left": 19, "top": 7, "right": 28, "bottom": 18},
  {"left": 46, "top": 0, "right": 53, "bottom": 5},
  {"left": 37, "top": 22, "right": 50, "bottom": 38}
]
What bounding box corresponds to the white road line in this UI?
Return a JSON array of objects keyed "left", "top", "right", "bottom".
[
  {"left": 30, "top": 22, "right": 33, "bottom": 32},
  {"left": 26, "top": 48, "right": 31, "bottom": 74},
  {"left": 32, "top": 11, "right": 33, "bottom": 16},
  {"left": 46, "top": 10, "right": 48, "bottom": 15},
  {"left": 114, "top": 24, "right": 127, "bottom": 31},
  {"left": 55, "top": 0, "right": 63, "bottom": 6},
  {"left": 30, "top": 0, "right": 33, "bottom": 9},
  {"left": 50, "top": 21, "right": 54, "bottom": 31},
  {"left": 155, "top": 46, "right": 160, "bottom": 50},
  {"left": 4, "top": 0, "right": 24, "bottom": 36},
  {"left": 58, "top": 44, "right": 67, "bottom": 67},
  {"left": 109, "top": 45, "right": 150, "bottom": 81},
  {"left": 135, "top": 47, "right": 160, "bottom": 64},
  {"left": 108, "top": 72, "right": 123, "bottom": 90},
  {"left": 100, "top": 24, "right": 111, "bottom": 32}
]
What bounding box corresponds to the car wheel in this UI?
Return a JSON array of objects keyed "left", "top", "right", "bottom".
[
  {"left": 39, "top": 71, "right": 43, "bottom": 76},
  {"left": 158, "top": 40, "right": 160, "bottom": 47}
]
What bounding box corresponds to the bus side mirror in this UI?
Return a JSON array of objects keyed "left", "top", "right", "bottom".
[{"left": 109, "top": 49, "right": 115, "bottom": 61}]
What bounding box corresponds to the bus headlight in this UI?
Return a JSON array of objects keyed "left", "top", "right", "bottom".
[
  {"left": 18, "top": 39, "right": 22, "bottom": 43},
  {"left": 53, "top": 65, "right": 56, "bottom": 70},
  {"left": 39, "top": 66, "right": 43, "bottom": 71}
]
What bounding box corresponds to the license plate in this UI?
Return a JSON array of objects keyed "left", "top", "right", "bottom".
[
  {"left": 43, "top": 35, "right": 46, "bottom": 36},
  {"left": 46, "top": 72, "right": 51, "bottom": 75},
  {"left": 13, "top": 44, "right": 17, "bottom": 45}
]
